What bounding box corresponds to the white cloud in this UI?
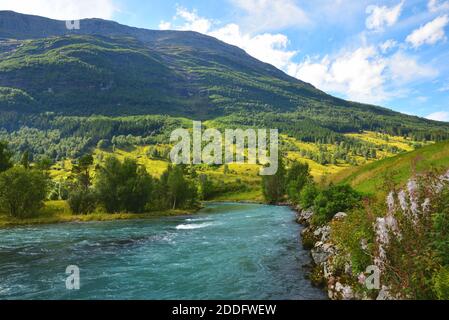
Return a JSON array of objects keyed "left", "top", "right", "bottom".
[
  {"left": 387, "top": 51, "right": 438, "bottom": 83},
  {"left": 231, "top": 0, "right": 310, "bottom": 32},
  {"left": 160, "top": 7, "right": 439, "bottom": 105},
  {"left": 160, "top": 7, "right": 297, "bottom": 70},
  {"left": 406, "top": 15, "right": 449, "bottom": 48},
  {"left": 0, "top": 0, "right": 118, "bottom": 20},
  {"left": 158, "top": 21, "right": 172, "bottom": 31},
  {"left": 366, "top": 1, "right": 404, "bottom": 31},
  {"left": 288, "top": 47, "right": 390, "bottom": 103},
  {"left": 428, "top": 0, "right": 449, "bottom": 13},
  {"left": 380, "top": 39, "right": 398, "bottom": 53},
  {"left": 174, "top": 7, "right": 212, "bottom": 34},
  {"left": 288, "top": 47, "right": 437, "bottom": 104},
  {"left": 426, "top": 111, "right": 449, "bottom": 121}
]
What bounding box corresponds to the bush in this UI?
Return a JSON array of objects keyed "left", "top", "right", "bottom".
[
  {"left": 95, "top": 157, "right": 153, "bottom": 213},
  {"left": 68, "top": 188, "right": 97, "bottom": 215},
  {"left": 311, "top": 185, "right": 362, "bottom": 226},
  {"left": 433, "top": 267, "right": 449, "bottom": 300},
  {"left": 331, "top": 207, "right": 375, "bottom": 274},
  {"left": 0, "top": 167, "right": 48, "bottom": 218},
  {"left": 286, "top": 161, "right": 313, "bottom": 203},
  {"left": 299, "top": 183, "right": 318, "bottom": 209}
]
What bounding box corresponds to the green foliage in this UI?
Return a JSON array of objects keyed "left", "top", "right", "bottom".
[
  {"left": 68, "top": 187, "right": 97, "bottom": 215},
  {"left": 262, "top": 156, "right": 286, "bottom": 204},
  {"left": 433, "top": 267, "right": 449, "bottom": 300},
  {"left": 311, "top": 185, "right": 362, "bottom": 226},
  {"left": 34, "top": 157, "right": 53, "bottom": 171},
  {"left": 286, "top": 161, "right": 313, "bottom": 203},
  {"left": 433, "top": 186, "right": 449, "bottom": 266},
  {"left": 0, "top": 141, "right": 13, "bottom": 173},
  {"left": 0, "top": 167, "right": 48, "bottom": 218},
  {"left": 95, "top": 157, "right": 154, "bottom": 213},
  {"left": 299, "top": 183, "right": 318, "bottom": 210},
  {"left": 165, "top": 165, "right": 198, "bottom": 210},
  {"left": 198, "top": 174, "right": 214, "bottom": 201},
  {"left": 20, "top": 150, "right": 30, "bottom": 169},
  {"left": 72, "top": 154, "right": 94, "bottom": 189},
  {"left": 331, "top": 207, "right": 375, "bottom": 274}
]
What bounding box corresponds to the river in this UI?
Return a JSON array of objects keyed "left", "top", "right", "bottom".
[{"left": 0, "top": 202, "right": 326, "bottom": 300}]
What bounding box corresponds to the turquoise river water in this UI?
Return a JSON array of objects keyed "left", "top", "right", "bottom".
[{"left": 0, "top": 203, "right": 326, "bottom": 300}]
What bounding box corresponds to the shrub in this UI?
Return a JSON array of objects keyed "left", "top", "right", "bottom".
[
  {"left": 433, "top": 267, "right": 449, "bottom": 300},
  {"left": 0, "top": 167, "right": 48, "bottom": 218},
  {"left": 299, "top": 183, "right": 318, "bottom": 209},
  {"left": 68, "top": 188, "right": 97, "bottom": 215},
  {"left": 95, "top": 157, "right": 153, "bottom": 213},
  {"left": 311, "top": 185, "right": 362, "bottom": 226}
]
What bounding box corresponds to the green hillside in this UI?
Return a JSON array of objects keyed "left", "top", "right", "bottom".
[
  {"left": 331, "top": 140, "right": 449, "bottom": 195},
  {"left": 1, "top": 11, "right": 449, "bottom": 143}
]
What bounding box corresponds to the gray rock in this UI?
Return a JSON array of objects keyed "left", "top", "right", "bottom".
[
  {"left": 376, "top": 286, "right": 396, "bottom": 300},
  {"left": 333, "top": 212, "right": 348, "bottom": 220}
]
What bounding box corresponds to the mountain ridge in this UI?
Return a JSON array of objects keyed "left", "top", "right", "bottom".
[{"left": 0, "top": 10, "right": 448, "bottom": 141}]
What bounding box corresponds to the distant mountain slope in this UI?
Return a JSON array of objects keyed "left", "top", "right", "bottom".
[
  {"left": 330, "top": 140, "right": 449, "bottom": 194},
  {"left": 0, "top": 11, "right": 449, "bottom": 140}
]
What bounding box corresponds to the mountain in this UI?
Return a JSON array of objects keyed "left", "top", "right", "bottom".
[{"left": 0, "top": 10, "right": 449, "bottom": 140}]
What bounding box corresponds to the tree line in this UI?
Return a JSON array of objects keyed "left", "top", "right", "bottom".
[
  {"left": 0, "top": 141, "right": 201, "bottom": 219},
  {"left": 262, "top": 155, "right": 362, "bottom": 226}
]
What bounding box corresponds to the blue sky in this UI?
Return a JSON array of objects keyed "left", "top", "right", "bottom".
[{"left": 1, "top": 0, "right": 449, "bottom": 121}]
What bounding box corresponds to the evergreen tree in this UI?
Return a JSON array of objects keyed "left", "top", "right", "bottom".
[
  {"left": 262, "top": 155, "right": 286, "bottom": 204},
  {"left": 0, "top": 141, "right": 12, "bottom": 173}
]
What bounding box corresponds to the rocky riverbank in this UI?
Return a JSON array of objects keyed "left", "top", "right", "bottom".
[{"left": 295, "top": 206, "right": 390, "bottom": 300}]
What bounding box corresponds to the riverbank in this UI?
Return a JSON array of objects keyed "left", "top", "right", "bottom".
[
  {"left": 293, "top": 205, "right": 390, "bottom": 300},
  {"left": 0, "top": 200, "right": 199, "bottom": 228}
]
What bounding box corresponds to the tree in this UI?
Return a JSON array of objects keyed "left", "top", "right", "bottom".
[
  {"left": 35, "top": 157, "right": 53, "bottom": 171},
  {"left": 262, "top": 155, "right": 286, "bottom": 204},
  {"left": 167, "top": 165, "right": 188, "bottom": 209},
  {"left": 0, "top": 167, "right": 48, "bottom": 218},
  {"left": 21, "top": 150, "right": 31, "bottom": 169},
  {"left": 286, "top": 161, "right": 313, "bottom": 203},
  {"left": 198, "top": 174, "right": 214, "bottom": 200},
  {"left": 95, "top": 157, "right": 153, "bottom": 213},
  {"left": 72, "top": 154, "right": 94, "bottom": 189},
  {"left": 68, "top": 188, "right": 97, "bottom": 215},
  {"left": 0, "top": 141, "right": 12, "bottom": 173}
]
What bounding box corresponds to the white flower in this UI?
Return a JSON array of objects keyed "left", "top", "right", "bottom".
[
  {"left": 387, "top": 192, "right": 395, "bottom": 213},
  {"left": 422, "top": 198, "right": 431, "bottom": 213},
  {"left": 398, "top": 190, "right": 408, "bottom": 212}
]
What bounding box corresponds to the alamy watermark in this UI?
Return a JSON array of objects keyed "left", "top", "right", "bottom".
[
  {"left": 66, "top": 20, "right": 80, "bottom": 30},
  {"left": 170, "top": 121, "right": 279, "bottom": 175},
  {"left": 65, "top": 265, "right": 80, "bottom": 290},
  {"left": 360, "top": 265, "right": 381, "bottom": 290}
]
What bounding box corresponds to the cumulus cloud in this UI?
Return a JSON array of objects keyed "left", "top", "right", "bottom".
[
  {"left": 428, "top": 0, "right": 449, "bottom": 13},
  {"left": 0, "top": 0, "right": 118, "bottom": 20},
  {"left": 230, "top": 0, "right": 310, "bottom": 32},
  {"left": 160, "top": 6, "right": 439, "bottom": 105},
  {"left": 380, "top": 39, "right": 398, "bottom": 53},
  {"left": 406, "top": 15, "right": 449, "bottom": 48},
  {"left": 174, "top": 7, "right": 213, "bottom": 34},
  {"left": 288, "top": 47, "right": 390, "bottom": 103},
  {"left": 160, "top": 7, "right": 297, "bottom": 70},
  {"left": 387, "top": 51, "right": 438, "bottom": 83},
  {"left": 287, "top": 47, "right": 437, "bottom": 104},
  {"left": 426, "top": 111, "right": 449, "bottom": 121},
  {"left": 366, "top": 0, "right": 404, "bottom": 31}
]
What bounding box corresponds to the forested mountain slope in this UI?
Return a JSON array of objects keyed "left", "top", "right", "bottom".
[{"left": 0, "top": 10, "right": 448, "bottom": 142}]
